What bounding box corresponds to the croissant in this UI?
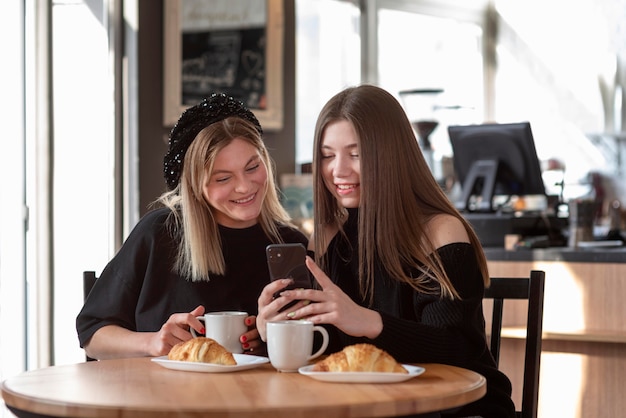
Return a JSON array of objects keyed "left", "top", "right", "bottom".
[
  {"left": 312, "top": 343, "right": 407, "bottom": 373},
  {"left": 168, "top": 337, "right": 236, "bottom": 365}
]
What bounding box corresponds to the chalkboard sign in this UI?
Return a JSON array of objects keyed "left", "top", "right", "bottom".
[
  {"left": 182, "top": 27, "right": 267, "bottom": 109},
  {"left": 163, "top": 0, "right": 284, "bottom": 130}
]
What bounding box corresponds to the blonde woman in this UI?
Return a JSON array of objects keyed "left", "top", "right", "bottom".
[{"left": 78, "top": 94, "right": 307, "bottom": 360}]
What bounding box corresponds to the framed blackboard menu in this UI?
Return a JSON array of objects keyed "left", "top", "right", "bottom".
[{"left": 163, "top": 0, "right": 284, "bottom": 130}]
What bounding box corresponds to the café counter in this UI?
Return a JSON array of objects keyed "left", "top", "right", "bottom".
[
  {"left": 483, "top": 245, "right": 626, "bottom": 418},
  {"left": 484, "top": 246, "right": 626, "bottom": 263}
]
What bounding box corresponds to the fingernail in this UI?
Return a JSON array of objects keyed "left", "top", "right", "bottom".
[
  {"left": 240, "top": 335, "right": 247, "bottom": 343},
  {"left": 243, "top": 342, "right": 250, "bottom": 349},
  {"left": 200, "top": 328, "right": 205, "bottom": 334},
  {"left": 302, "top": 300, "right": 310, "bottom": 306},
  {"left": 245, "top": 318, "right": 251, "bottom": 326},
  {"left": 286, "top": 311, "right": 296, "bottom": 318}
]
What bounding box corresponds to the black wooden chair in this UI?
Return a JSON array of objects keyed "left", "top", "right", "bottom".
[
  {"left": 83, "top": 271, "right": 97, "bottom": 300},
  {"left": 83, "top": 270, "right": 98, "bottom": 361},
  {"left": 484, "top": 270, "right": 545, "bottom": 418}
]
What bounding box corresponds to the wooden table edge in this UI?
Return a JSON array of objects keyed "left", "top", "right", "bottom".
[{"left": 1, "top": 361, "right": 487, "bottom": 418}]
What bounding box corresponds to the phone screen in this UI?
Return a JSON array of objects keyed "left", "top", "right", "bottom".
[{"left": 266, "top": 243, "right": 312, "bottom": 311}]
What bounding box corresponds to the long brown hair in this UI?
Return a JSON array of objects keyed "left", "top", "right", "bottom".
[
  {"left": 159, "top": 117, "right": 293, "bottom": 281},
  {"left": 312, "top": 85, "right": 489, "bottom": 301}
]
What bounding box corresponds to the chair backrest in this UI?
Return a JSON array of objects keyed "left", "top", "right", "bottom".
[
  {"left": 483, "top": 270, "right": 545, "bottom": 418},
  {"left": 83, "top": 271, "right": 97, "bottom": 300},
  {"left": 83, "top": 271, "right": 98, "bottom": 361}
]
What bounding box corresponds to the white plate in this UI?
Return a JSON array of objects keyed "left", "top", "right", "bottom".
[
  {"left": 151, "top": 353, "right": 269, "bottom": 373},
  {"left": 297, "top": 364, "right": 425, "bottom": 383}
]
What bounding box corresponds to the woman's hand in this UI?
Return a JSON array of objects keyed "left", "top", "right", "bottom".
[
  {"left": 150, "top": 308, "right": 263, "bottom": 356},
  {"left": 146, "top": 305, "right": 206, "bottom": 356},
  {"left": 240, "top": 315, "right": 264, "bottom": 353},
  {"left": 89, "top": 305, "right": 210, "bottom": 359},
  {"left": 262, "top": 257, "right": 383, "bottom": 340},
  {"left": 257, "top": 278, "right": 311, "bottom": 341}
]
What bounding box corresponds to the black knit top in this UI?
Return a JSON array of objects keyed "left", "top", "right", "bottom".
[
  {"left": 76, "top": 207, "right": 308, "bottom": 349},
  {"left": 323, "top": 208, "right": 515, "bottom": 418}
]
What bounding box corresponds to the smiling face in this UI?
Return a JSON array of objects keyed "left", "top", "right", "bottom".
[
  {"left": 203, "top": 138, "right": 268, "bottom": 228},
  {"left": 320, "top": 120, "right": 361, "bottom": 209}
]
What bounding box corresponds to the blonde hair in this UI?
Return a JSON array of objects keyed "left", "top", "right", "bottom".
[
  {"left": 312, "top": 85, "right": 489, "bottom": 302},
  {"left": 158, "top": 117, "right": 293, "bottom": 281}
]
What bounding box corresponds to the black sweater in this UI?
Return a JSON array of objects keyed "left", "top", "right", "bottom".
[
  {"left": 76, "top": 207, "right": 308, "bottom": 348},
  {"left": 323, "top": 209, "right": 515, "bottom": 418}
]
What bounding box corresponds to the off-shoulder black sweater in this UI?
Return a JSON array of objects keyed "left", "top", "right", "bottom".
[{"left": 323, "top": 209, "right": 515, "bottom": 418}]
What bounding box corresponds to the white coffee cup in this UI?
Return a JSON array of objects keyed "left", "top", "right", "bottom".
[
  {"left": 266, "top": 320, "right": 329, "bottom": 372},
  {"left": 190, "top": 311, "right": 248, "bottom": 354}
]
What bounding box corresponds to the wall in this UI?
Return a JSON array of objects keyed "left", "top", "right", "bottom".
[{"left": 136, "top": 0, "right": 297, "bottom": 216}]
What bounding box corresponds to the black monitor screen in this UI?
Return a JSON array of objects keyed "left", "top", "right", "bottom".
[{"left": 448, "top": 122, "right": 545, "bottom": 212}]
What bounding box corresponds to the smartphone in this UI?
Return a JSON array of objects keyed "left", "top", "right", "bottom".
[{"left": 266, "top": 243, "right": 313, "bottom": 311}]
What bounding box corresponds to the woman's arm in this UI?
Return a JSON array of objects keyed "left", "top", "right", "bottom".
[
  {"left": 84, "top": 306, "right": 206, "bottom": 359},
  {"left": 85, "top": 325, "right": 160, "bottom": 359}
]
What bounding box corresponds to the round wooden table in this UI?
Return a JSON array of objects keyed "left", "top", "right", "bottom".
[{"left": 2, "top": 357, "right": 486, "bottom": 417}]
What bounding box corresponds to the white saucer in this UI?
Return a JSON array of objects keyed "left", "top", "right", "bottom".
[
  {"left": 298, "top": 364, "right": 425, "bottom": 383},
  {"left": 151, "top": 353, "right": 269, "bottom": 373}
]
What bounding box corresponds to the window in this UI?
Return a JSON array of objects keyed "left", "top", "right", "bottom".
[
  {"left": 295, "top": 0, "right": 486, "bottom": 185},
  {"left": 1, "top": 1, "right": 118, "bottom": 383},
  {"left": 295, "top": 0, "right": 361, "bottom": 167},
  {"left": 377, "top": 6, "right": 485, "bottom": 180},
  {"left": 51, "top": 1, "right": 116, "bottom": 365},
  {"left": 493, "top": 0, "right": 621, "bottom": 201},
  {"left": 0, "top": 0, "right": 27, "bottom": 387}
]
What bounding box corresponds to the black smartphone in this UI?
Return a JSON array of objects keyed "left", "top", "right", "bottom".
[{"left": 266, "top": 243, "right": 313, "bottom": 311}]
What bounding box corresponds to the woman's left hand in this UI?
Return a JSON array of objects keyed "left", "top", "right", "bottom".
[
  {"left": 240, "top": 315, "right": 264, "bottom": 354},
  {"left": 280, "top": 256, "right": 383, "bottom": 339}
]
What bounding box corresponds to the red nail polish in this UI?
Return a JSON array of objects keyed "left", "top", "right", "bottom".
[
  {"left": 240, "top": 335, "right": 247, "bottom": 343},
  {"left": 242, "top": 342, "right": 250, "bottom": 349},
  {"left": 200, "top": 327, "right": 205, "bottom": 335}
]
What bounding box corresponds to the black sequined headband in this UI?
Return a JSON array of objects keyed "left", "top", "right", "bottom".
[{"left": 163, "top": 93, "right": 263, "bottom": 190}]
